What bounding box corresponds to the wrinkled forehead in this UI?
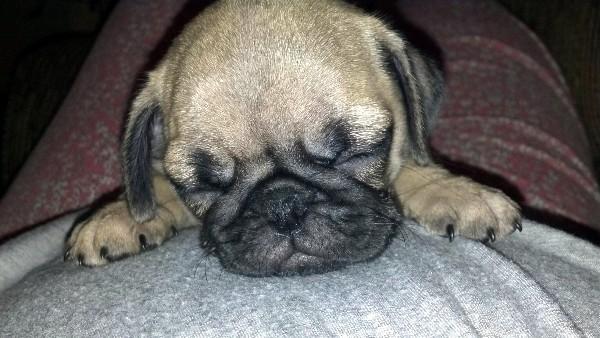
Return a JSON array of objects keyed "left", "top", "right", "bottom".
[{"left": 165, "top": 59, "right": 391, "bottom": 160}]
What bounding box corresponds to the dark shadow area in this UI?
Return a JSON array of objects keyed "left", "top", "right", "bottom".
[
  {"left": 0, "top": 33, "right": 95, "bottom": 196},
  {"left": 523, "top": 208, "right": 600, "bottom": 245},
  {"left": 0, "top": 0, "right": 116, "bottom": 195}
]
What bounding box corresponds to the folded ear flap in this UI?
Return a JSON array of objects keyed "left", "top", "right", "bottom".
[
  {"left": 122, "top": 87, "right": 164, "bottom": 223},
  {"left": 378, "top": 29, "right": 444, "bottom": 166}
]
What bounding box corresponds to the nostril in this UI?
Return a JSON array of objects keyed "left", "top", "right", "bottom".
[
  {"left": 293, "top": 205, "right": 308, "bottom": 218},
  {"left": 259, "top": 187, "right": 308, "bottom": 235},
  {"left": 267, "top": 195, "right": 305, "bottom": 235},
  {"left": 248, "top": 177, "right": 317, "bottom": 235},
  {"left": 271, "top": 217, "right": 302, "bottom": 236}
]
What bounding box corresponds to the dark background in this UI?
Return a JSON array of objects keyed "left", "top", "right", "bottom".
[{"left": 0, "top": 0, "right": 598, "bottom": 196}]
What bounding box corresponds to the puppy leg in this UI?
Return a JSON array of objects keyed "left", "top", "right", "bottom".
[
  {"left": 393, "top": 164, "right": 521, "bottom": 242},
  {"left": 65, "top": 173, "right": 197, "bottom": 266}
]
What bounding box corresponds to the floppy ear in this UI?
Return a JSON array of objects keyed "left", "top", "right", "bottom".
[
  {"left": 122, "top": 86, "right": 164, "bottom": 223},
  {"left": 378, "top": 29, "right": 444, "bottom": 166}
]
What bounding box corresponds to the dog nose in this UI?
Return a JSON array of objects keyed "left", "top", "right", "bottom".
[{"left": 258, "top": 184, "right": 309, "bottom": 235}]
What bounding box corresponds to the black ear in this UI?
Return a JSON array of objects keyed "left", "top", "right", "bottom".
[
  {"left": 380, "top": 34, "right": 444, "bottom": 165},
  {"left": 122, "top": 95, "right": 164, "bottom": 223}
]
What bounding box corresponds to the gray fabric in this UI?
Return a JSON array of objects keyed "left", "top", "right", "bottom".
[
  {"left": 0, "top": 218, "right": 598, "bottom": 337},
  {"left": 0, "top": 211, "right": 84, "bottom": 292}
]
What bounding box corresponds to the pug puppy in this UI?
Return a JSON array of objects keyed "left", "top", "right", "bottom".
[{"left": 65, "top": 0, "right": 521, "bottom": 276}]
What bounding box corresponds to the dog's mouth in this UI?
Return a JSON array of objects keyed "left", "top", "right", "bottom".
[{"left": 200, "top": 178, "right": 401, "bottom": 276}]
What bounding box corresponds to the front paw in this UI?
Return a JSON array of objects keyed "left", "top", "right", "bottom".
[
  {"left": 65, "top": 201, "right": 177, "bottom": 266},
  {"left": 401, "top": 176, "right": 521, "bottom": 242}
]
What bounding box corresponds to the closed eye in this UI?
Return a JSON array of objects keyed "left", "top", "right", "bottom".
[
  {"left": 331, "top": 128, "right": 392, "bottom": 167},
  {"left": 305, "top": 121, "right": 350, "bottom": 167},
  {"left": 167, "top": 171, "right": 227, "bottom": 197},
  {"left": 312, "top": 154, "right": 338, "bottom": 167},
  {"left": 186, "top": 151, "right": 235, "bottom": 189},
  {"left": 311, "top": 150, "right": 376, "bottom": 168},
  {"left": 306, "top": 124, "right": 391, "bottom": 168},
  {"left": 338, "top": 151, "right": 374, "bottom": 163}
]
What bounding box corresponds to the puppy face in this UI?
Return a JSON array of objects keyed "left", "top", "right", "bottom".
[{"left": 123, "top": 0, "right": 442, "bottom": 276}]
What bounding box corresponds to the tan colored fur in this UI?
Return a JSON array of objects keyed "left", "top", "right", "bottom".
[
  {"left": 66, "top": 173, "right": 196, "bottom": 264},
  {"left": 395, "top": 164, "right": 520, "bottom": 239},
  {"left": 66, "top": 0, "right": 520, "bottom": 266}
]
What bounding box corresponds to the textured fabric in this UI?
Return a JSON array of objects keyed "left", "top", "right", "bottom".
[
  {"left": 0, "top": 218, "right": 598, "bottom": 337},
  {"left": 0, "top": 0, "right": 599, "bottom": 239},
  {"left": 0, "top": 211, "right": 83, "bottom": 291}
]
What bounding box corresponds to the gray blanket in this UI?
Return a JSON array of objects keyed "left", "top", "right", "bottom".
[{"left": 0, "top": 215, "right": 598, "bottom": 337}]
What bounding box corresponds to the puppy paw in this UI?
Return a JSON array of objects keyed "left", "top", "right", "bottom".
[
  {"left": 399, "top": 173, "right": 521, "bottom": 242},
  {"left": 65, "top": 201, "right": 178, "bottom": 266}
]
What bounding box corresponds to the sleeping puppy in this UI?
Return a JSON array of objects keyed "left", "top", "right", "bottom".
[{"left": 65, "top": 0, "right": 521, "bottom": 276}]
